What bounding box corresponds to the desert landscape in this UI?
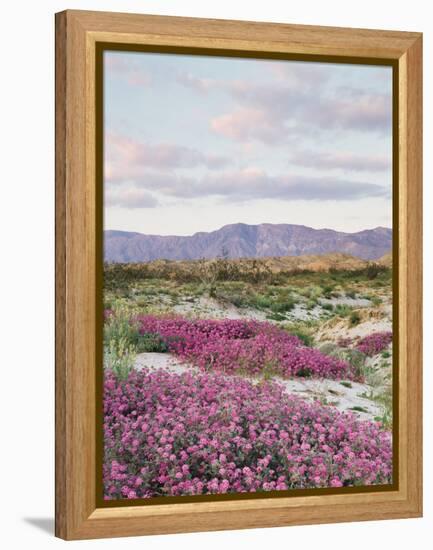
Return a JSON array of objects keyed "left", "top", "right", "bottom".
[
  {"left": 103, "top": 224, "right": 393, "bottom": 500},
  {"left": 102, "top": 52, "right": 393, "bottom": 500}
]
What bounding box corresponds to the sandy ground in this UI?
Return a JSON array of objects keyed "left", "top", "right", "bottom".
[
  {"left": 316, "top": 314, "right": 392, "bottom": 343},
  {"left": 134, "top": 352, "right": 385, "bottom": 422},
  {"left": 172, "top": 296, "right": 268, "bottom": 321},
  {"left": 151, "top": 291, "right": 381, "bottom": 324},
  {"left": 320, "top": 296, "right": 372, "bottom": 308}
]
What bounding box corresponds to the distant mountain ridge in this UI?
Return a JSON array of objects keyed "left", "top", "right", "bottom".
[{"left": 104, "top": 223, "right": 392, "bottom": 263}]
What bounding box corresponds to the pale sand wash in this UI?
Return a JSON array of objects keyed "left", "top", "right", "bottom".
[
  {"left": 147, "top": 290, "right": 388, "bottom": 325},
  {"left": 134, "top": 352, "right": 385, "bottom": 423}
]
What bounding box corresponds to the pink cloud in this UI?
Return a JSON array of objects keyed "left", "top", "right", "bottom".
[
  {"left": 209, "top": 74, "right": 391, "bottom": 144},
  {"left": 306, "top": 93, "right": 392, "bottom": 132},
  {"left": 211, "top": 108, "right": 284, "bottom": 144},
  {"left": 105, "top": 54, "right": 152, "bottom": 87},
  {"left": 105, "top": 133, "right": 230, "bottom": 183},
  {"left": 108, "top": 166, "right": 388, "bottom": 203}
]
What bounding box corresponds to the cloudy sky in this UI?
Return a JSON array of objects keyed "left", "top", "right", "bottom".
[{"left": 104, "top": 51, "right": 392, "bottom": 235}]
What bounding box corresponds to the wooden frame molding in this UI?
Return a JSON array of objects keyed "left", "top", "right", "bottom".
[{"left": 55, "top": 9, "right": 422, "bottom": 540}]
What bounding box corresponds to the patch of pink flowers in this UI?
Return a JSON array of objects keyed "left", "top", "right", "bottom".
[
  {"left": 356, "top": 332, "right": 393, "bottom": 356},
  {"left": 103, "top": 369, "right": 392, "bottom": 499},
  {"left": 104, "top": 308, "right": 114, "bottom": 321},
  {"left": 136, "top": 316, "right": 357, "bottom": 380}
]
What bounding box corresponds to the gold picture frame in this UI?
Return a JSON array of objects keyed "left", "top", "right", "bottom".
[{"left": 55, "top": 9, "right": 422, "bottom": 540}]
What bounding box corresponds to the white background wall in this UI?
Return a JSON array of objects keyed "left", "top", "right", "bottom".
[{"left": 0, "top": 1, "right": 430, "bottom": 548}]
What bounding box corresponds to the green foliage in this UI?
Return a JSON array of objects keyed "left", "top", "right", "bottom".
[
  {"left": 266, "top": 312, "right": 287, "bottom": 321},
  {"left": 282, "top": 323, "right": 315, "bottom": 347},
  {"left": 104, "top": 304, "right": 138, "bottom": 350},
  {"left": 349, "top": 311, "right": 361, "bottom": 326},
  {"left": 349, "top": 406, "right": 369, "bottom": 413},
  {"left": 103, "top": 302, "right": 169, "bottom": 377},
  {"left": 220, "top": 291, "right": 248, "bottom": 308},
  {"left": 104, "top": 337, "right": 136, "bottom": 380},
  {"left": 322, "top": 284, "right": 336, "bottom": 298},
  {"left": 334, "top": 304, "right": 353, "bottom": 317},
  {"left": 104, "top": 262, "right": 150, "bottom": 291},
  {"left": 374, "top": 409, "right": 393, "bottom": 430},
  {"left": 372, "top": 296, "right": 383, "bottom": 306},
  {"left": 318, "top": 343, "right": 366, "bottom": 380},
  {"left": 365, "top": 263, "right": 385, "bottom": 280},
  {"left": 254, "top": 295, "right": 272, "bottom": 309},
  {"left": 135, "top": 333, "right": 168, "bottom": 353},
  {"left": 295, "top": 367, "right": 312, "bottom": 378},
  {"left": 270, "top": 299, "right": 296, "bottom": 313},
  {"left": 104, "top": 261, "right": 391, "bottom": 293}
]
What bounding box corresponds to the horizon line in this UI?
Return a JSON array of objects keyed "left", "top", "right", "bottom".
[{"left": 104, "top": 221, "right": 392, "bottom": 239}]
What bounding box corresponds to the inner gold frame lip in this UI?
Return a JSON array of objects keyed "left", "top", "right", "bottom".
[{"left": 94, "top": 42, "right": 400, "bottom": 509}]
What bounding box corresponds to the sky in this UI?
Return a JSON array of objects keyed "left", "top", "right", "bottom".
[{"left": 104, "top": 51, "right": 393, "bottom": 236}]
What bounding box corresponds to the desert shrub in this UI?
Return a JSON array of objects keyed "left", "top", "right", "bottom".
[
  {"left": 254, "top": 295, "right": 273, "bottom": 309},
  {"left": 105, "top": 261, "right": 392, "bottom": 290},
  {"left": 350, "top": 406, "right": 369, "bottom": 414},
  {"left": 103, "top": 368, "right": 392, "bottom": 499},
  {"left": 318, "top": 343, "right": 366, "bottom": 380},
  {"left": 297, "top": 287, "right": 312, "bottom": 298},
  {"left": 322, "top": 303, "right": 334, "bottom": 312},
  {"left": 266, "top": 312, "right": 287, "bottom": 321},
  {"left": 360, "top": 292, "right": 382, "bottom": 305},
  {"left": 135, "top": 333, "right": 168, "bottom": 353},
  {"left": 103, "top": 303, "right": 168, "bottom": 375},
  {"left": 104, "top": 305, "right": 138, "bottom": 350},
  {"left": 104, "top": 338, "right": 136, "bottom": 380},
  {"left": 238, "top": 259, "right": 273, "bottom": 283},
  {"left": 349, "top": 311, "right": 361, "bottom": 326},
  {"left": 270, "top": 299, "right": 296, "bottom": 313},
  {"left": 370, "top": 296, "right": 383, "bottom": 306},
  {"left": 334, "top": 304, "right": 353, "bottom": 317},
  {"left": 282, "top": 324, "right": 315, "bottom": 347},
  {"left": 342, "top": 349, "right": 367, "bottom": 379},
  {"left": 322, "top": 285, "right": 335, "bottom": 298},
  {"left": 365, "top": 263, "right": 383, "bottom": 280},
  {"left": 216, "top": 291, "right": 248, "bottom": 308},
  {"left": 103, "top": 307, "right": 138, "bottom": 378},
  {"left": 134, "top": 297, "right": 150, "bottom": 308},
  {"left": 104, "top": 262, "right": 151, "bottom": 290}
]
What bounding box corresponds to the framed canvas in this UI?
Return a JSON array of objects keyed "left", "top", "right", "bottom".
[{"left": 55, "top": 10, "right": 423, "bottom": 540}]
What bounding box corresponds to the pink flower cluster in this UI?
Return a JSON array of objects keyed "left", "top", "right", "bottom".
[
  {"left": 136, "top": 316, "right": 356, "bottom": 380},
  {"left": 356, "top": 332, "right": 393, "bottom": 356},
  {"left": 103, "top": 368, "right": 392, "bottom": 499},
  {"left": 104, "top": 309, "right": 114, "bottom": 320}
]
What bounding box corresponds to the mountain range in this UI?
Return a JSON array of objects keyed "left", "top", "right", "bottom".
[{"left": 104, "top": 223, "right": 392, "bottom": 263}]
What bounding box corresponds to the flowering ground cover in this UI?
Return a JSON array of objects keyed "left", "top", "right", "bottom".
[
  {"left": 356, "top": 331, "right": 393, "bottom": 356},
  {"left": 136, "top": 316, "right": 358, "bottom": 380},
  {"left": 103, "top": 368, "right": 392, "bottom": 499}
]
